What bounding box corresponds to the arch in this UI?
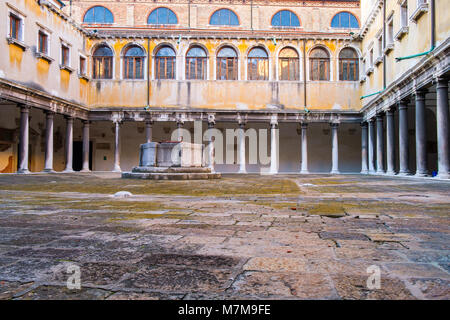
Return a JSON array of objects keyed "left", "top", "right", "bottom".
[
  {"left": 331, "top": 11, "right": 359, "bottom": 28},
  {"left": 271, "top": 10, "right": 300, "bottom": 27},
  {"left": 209, "top": 9, "right": 239, "bottom": 26},
  {"left": 155, "top": 45, "right": 176, "bottom": 57},
  {"left": 92, "top": 44, "right": 114, "bottom": 57},
  {"left": 214, "top": 43, "right": 241, "bottom": 59},
  {"left": 147, "top": 7, "right": 178, "bottom": 25},
  {"left": 217, "top": 46, "right": 238, "bottom": 58},
  {"left": 83, "top": 6, "right": 114, "bottom": 24},
  {"left": 120, "top": 43, "right": 146, "bottom": 57}
]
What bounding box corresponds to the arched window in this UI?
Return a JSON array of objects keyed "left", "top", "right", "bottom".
[
  {"left": 93, "top": 45, "right": 113, "bottom": 79},
  {"left": 279, "top": 47, "right": 299, "bottom": 81},
  {"left": 210, "top": 9, "right": 239, "bottom": 26},
  {"left": 155, "top": 46, "right": 176, "bottom": 80},
  {"left": 217, "top": 47, "right": 238, "bottom": 80},
  {"left": 123, "top": 46, "right": 145, "bottom": 79},
  {"left": 83, "top": 6, "right": 114, "bottom": 24},
  {"left": 148, "top": 7, "right": 177, "bottom": 25},
  {"left": 331, "top": 12, "right": 359, "bottom": 28},
  {"left": 247, "top": 47, "right": 268, "bottom": 81},
  {"left": 186, "top": 46, "right": 207, "bottom": 80},
  {"left": 309, "top": 47, "right": 330, "bottom": 81},
  {"left": 339, "top": 48, "right": 359, "bottom": 81},
  {"left": 271, "top": 10, "right": 300, "bottom": 27}
]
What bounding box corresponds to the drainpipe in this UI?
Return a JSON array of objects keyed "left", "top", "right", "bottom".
[
  {"left": 396, "top": 0, "right": 435, "bottom": 61},
  {"left": 188, "top": 0, "right": 191, "bottom": 29},
  {"left": 146, "top": 37, "right": 150, "bottom": 110},
  {"left": 250, "top": 0, "right": 253, "bottom": 31},
  {"left": 303, "top": 39, "right": 308, "bottom": 112}
]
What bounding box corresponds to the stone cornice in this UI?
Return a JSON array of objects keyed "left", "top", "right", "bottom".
[{"left": 358, "top": 0, "right": 383, "bottom": 39}]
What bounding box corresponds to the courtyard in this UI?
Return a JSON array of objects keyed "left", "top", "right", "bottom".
[{"left": 0, "top": 173, "right": 448, "bottom": 300}]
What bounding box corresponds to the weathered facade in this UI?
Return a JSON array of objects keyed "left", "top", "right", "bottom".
[{"left": 0, "top": 0, "right": 448, "bottom": 177}]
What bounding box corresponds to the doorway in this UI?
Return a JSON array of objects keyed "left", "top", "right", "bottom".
[{"left": 73, "top": 141, "right": 92, "bottom": 171}]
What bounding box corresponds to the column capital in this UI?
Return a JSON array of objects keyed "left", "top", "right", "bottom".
[
  {"left": 329, "top": 122, "right": 339, "bottom": 128},
  {"left": 398, "top": 98, "right": 410, "bottom": 108},
  {"left": 360, "top": 121, "right": 368, "bottom": 128},
  {"left": 238, "top": 121, "right": 246, "bottom": 129},
  {"left": 64, "top": 115, "right": 74, "bottom": 121},
  {"left": 208, "top": 121, "right": 215, "bottom": 129},
  {"left": 435, "top": 76, "right": 448, "bottom": 89},
  {"left": 82, "top": 120, "right": 90, "bottom": 125},
  {"left": 386, "top": 106, "right": 396, "bottom": 115},
  {"left": 45, "top": 110, "right": 56, "bottom": 117},
  {"left": 414, "top": 88, "right": 428, "bottom": 98},
  {"left": 301, "top": 122, "right": 308, "bottom": 129},
  {"left": 376, "top": 113, "right": 384, "bottom": 120},
  {"left": 19, "top": 104, "right": 31, "bottom": 112}
]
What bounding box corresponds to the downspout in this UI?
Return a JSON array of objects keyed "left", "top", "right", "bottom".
[
  {"left": 188, "top": 0, "right": 191, "bottom": 29},
  {"left": 303, "top": 39, "right": 308, "bottom": 112},
  {"left": 250, "top": 0, "right": 253, "bottom": 31},
  {"left": 146, "top": 37, "right": 150, "bottom": 110},
  {"left": 361, "top": 0, "right": 386, "bottom": 99},
  {"left": 396, "top": 0, "right": 435, "bottom": 61}
]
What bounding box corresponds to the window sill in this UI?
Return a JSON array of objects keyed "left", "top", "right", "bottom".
[
  {"left": 410, "top": 3, "right": 429, "bottom": 23},
  {"left": 60, "top": 65, "right": 74, "bottom": 73},
  {"left": 374, "top": 56, "right": 383, "bottom": 66},
  {"left": 395, "top": 26, "right": 409, "bottom": 40},
  {"left": 6, "top": 37, "right": 27, "bottom": 51},
  {"left": 384, "top": 43, "right": 394, "bottom": 54},
  {"left": 365, "top": 67, "right": 374, "bottom": 76},
  {"left": 78, "top": 74, "right": 90, "bottom": 81},
  {"left": 35, "top": 51, "right": 54, "bottom": 63}
]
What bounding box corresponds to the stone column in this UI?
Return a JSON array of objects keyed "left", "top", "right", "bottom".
[
  {"left": 63, "top": 116, "right": 74, "bottom": 172},
  {"left": 238, "top": 122, "right": 246, "bottom": 173},
  {"left": 360, "top": 122, "right": 368, "bottom": 174},
  {"left": 113, "top": 121, "right": 121, "bottom": 172},
  {"left": 386, "top": 107, "right": 396, "bottom": 175},
  {"left": 436, "top": 77, "right": 449, "bottom": 179},
  {"left": 300, "top": 123, "right": 309, "bottom": 174},
  {"left": 43, "top": 111, "right": 55, "bottom": 172},
  {"left": 207, "top": 121, "right": 215, "bottom": 173},
  {"left": 398, "top": 100, "right": 410, "bottom": 175},
  {"left": 415, "top": 89, "right": 428, "bottom": 176},
  {"left": 376, "top": 113, "right": 385, "bottom": 174},
  {"left": 330, "top": 123, "right": 339, "bottom": 174},
  {"left": 176, "top": 121, "right": 184, "bottom": 142},
  {"left": 269, "top": 122, "right": 278, "bottom": 174},
  {"left": 145, "top": 120, "right": 153, "bottom": 144},
  {"left": 81, "top": 120, "right": 90, "bottom": 172},
  {"left": 368, "top": 118, "right": 376, "bottom": 173},
  {"left": 18, "top": 105, "right": 30, "bottom": 174}
]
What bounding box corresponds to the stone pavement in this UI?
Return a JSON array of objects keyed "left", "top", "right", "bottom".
[{"left": 0, "top": 173, "right": 448, "bottom": 300}]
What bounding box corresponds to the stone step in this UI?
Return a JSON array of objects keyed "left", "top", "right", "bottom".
[{"left": 122, "top": 172, "right": 221, "bottom": 180}]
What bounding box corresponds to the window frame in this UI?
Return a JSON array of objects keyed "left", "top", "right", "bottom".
[
  {"left": 123, "top": 46, "right": 146, "bottom": 80},
  {"left": 247, "top": 47, "right": 269, "bottom": 81},
  {"left": 92, "top": 45, "right": 114, "bottom": 79},
  {"left": 7, "top": 7, "right": 26, "bottom": 49},
  {"left": 185, "top": 46, "right": 208, "bottom": 80},
  {"left": 278, "top": 47, "right": 300, "bottom": 81},
  {"left": 78, "top": 54, "right": 88, "bottom": 78},
  {"left": 147, "top": 7, "right": 178, "bottom": 25},
  {"left": 338, "top": 48, "right": 359, "bottom": 81},
  {"left": 271, "top": 10, "right": 301, "bottom": 28},
  {"left": 216, "top": 47, "right": 238, "bottom": 81},
  {"left": 330, "top": 11, "right": 359, "bottom": 29},
  {"left": 83, "top": 6, "right": 114, "bottom": 24},
  {"left": 155, "top": 46, "right": 176, "bottom": 80},
  {"left": 37, "top": 30, "right": 49, "bottom": 55},
  {"left": 209, "top": 9, "right": 240, "bottom": 26},
  {"left": 309, "top": 47, "right": 330, "bottom": 81}
]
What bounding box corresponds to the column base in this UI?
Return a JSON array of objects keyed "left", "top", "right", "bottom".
[
  {"left": 80, "top": 168, "right": 91, "bottom": 173},
  {"left": 17, "top": 169, "right": 30, "bottom": 174},
  {"left": 436, "top": 172, "right": 450, "bottom": 179},
  {"left": 300, "top": 170, "right": 309, "bottom": 174},
  {"left": 42, "top": 168, "right": 55, "bottom": 173},
  {"left": 414, "top": 172, "right": 428, "bottom": 177},
  {"left": 397, "top": 171, "right": 411, "bottom": 176},
  {"left": 330, "top": 170, "right": 340, "bottom": 174},
  {"left": 112, "top": 167, "right": 122, "bottom": 173},
  {"left": 238, "top": 169, "right": 247, "bottom": 174},
  {"left": 376, "top": 170, "right": 385, "bottom": 175},
  {"left": 386, "top": 170, "right": 396, "bottom": 175},
  {"left": 360, "top": 169, "right": 369, "bottom": 174},
  {"left": 63, "top": 168, "right": 74, "bottom": 173}
]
